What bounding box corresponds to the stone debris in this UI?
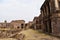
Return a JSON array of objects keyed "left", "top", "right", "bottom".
[{"left": 15, "top": 34, "right": 25, "bottom": 40}]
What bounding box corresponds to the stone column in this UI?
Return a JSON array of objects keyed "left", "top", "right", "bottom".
[
  {"left": 46, "top": 5, "right": 48, "bottom": 16},
  {"left": 55, "top": 0, "right": 59, "bottom": 10}
]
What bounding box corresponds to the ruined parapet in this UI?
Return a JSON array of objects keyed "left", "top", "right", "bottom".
[{"left": 11, "top": 20, "right": 25, "bottom": 30}]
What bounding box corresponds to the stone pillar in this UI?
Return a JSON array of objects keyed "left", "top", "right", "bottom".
[
  {"left": 34, "top": 25, "right": 36, "bottom": 30},
  {"left": 55, "top": 0, "right": 59, "bottom": 10},
  {"left": 46, "top": 5, "right": 48, "bottom": 16},
  {"left": 51, "top": 18, "right": 58, "bottom": 36}
]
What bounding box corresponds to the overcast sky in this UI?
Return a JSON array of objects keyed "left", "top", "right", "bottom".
[{"left": 0, "top": 0, "right": 45, "bottom": 22}]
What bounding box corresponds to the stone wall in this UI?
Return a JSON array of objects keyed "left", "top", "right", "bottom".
[
  {"left": 11, "top": 20, "right": 25, "bottom": 30},
  {"left": 32, "top": 0, "right": 60, "bottom": 37}
]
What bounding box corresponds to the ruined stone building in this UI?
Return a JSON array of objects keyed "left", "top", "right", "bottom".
[
  {"left": 32, "top": 0, "right": 60, "bottom": 37},
  {"left": 0, "top": 20, "right": 13, "bottom": 28},
  {"left": 32, "top": 17, "right": 40, "bottom": 30},
  {"left": 0, "top": 20, "right": 26, "bottom": 38},
  {"left": 11, "top": 20, "right": 25, "bottom": 29},
  {"left": 39, "top": 0, "right": 60, "bottom": 36},
  {"left": 0, "top": 0, "right": 60, "bottom": 38},
  {"left": 0, "top": 20, "right": 25, "bottom": 29}
]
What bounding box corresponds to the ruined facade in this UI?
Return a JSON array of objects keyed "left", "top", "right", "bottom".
[
  {"left": 0, "top": 20, "right": 13, "bottom": 29},
  {"left": 38, "top": 0, "right": 60, "bottom": 36},
  {"left": 32, "top": 17, "right": 40, "bottom": 30},
  {"left": 0, "top": 20, "right": 25, "bottom": 38},
  {"left": 11, "top": 20, "right": 25, "bottom": 29},
  {"left": 32, "top": 0, "right": 60, "bottom": 37}
]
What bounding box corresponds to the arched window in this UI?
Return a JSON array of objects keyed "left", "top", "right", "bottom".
[
  {"left": 58, "top": 1, "right": 60, "bottom": 8},
  {"left": 17, "top": 26, "right": 20, "bottom": 29},
  {"left": 25, "top": 24, "right": 27, "bottom": 26},
  {"left": 21, "top": 24, "right": 24, "bottom": 28}
]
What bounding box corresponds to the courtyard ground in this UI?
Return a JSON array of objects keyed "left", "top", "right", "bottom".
[
  {"left": 18, "top": 29, "right": 60, "bottom": 40},
  {"left": 0, "top": 29, "right": 60, "bottom": 40}
]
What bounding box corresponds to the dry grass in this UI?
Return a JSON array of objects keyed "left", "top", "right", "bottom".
[
  {"left": 0, "top": 29, "right": 60, "bottom": 40},
  {"left": 18, "top": 29, "right": 60, "bottom": 40}
]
